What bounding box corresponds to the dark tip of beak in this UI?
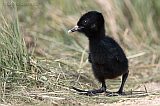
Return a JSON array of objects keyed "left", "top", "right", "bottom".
[{"left": 68, "top": 25, "right": 79, "bottom": 33}]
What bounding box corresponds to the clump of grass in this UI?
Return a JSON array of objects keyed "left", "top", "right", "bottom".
[{"left": 0, "top": 2, "right": 33, "bottom": 102}]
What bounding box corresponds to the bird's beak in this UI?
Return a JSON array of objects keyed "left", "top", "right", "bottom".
[{"left": 68, "top": 25, "right": 82, "bottom": 33}]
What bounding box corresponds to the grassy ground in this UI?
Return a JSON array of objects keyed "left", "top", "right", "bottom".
[{"left": 0, "top": 0, "right": 160, "bottom": 105}]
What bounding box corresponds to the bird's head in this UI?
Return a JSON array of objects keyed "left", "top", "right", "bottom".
[{"left": 68, "top": 11, "right": 105, "bottom": 38}]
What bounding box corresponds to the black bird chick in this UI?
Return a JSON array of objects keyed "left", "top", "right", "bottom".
[{"left": 68, "top": 11, "right": 129, "bottom": 95}]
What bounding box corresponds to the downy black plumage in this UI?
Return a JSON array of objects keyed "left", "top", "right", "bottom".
[{"left": 68, "top": 11, "right": 129, "bottom": 95}]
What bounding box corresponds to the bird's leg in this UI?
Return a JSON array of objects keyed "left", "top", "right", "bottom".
[
  {"left": 116, "top": 71, "right": 129, "bottom": 95},
  {"left": 88, "top": 52, "right": 92, "bottom": 63},
  {"left": 71, "top": 80, "right": 106, "bottom": 96}
]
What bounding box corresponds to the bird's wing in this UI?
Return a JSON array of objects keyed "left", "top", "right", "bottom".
[{"left": 99, "top": 38, "right": 126, "bottom": 64}]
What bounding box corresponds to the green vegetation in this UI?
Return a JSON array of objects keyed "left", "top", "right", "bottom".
[
  {"left": 0, "top": 0, "right": 160, "bottom": 105},
  {"left": 0, "top": 2, "right": 29, "bottom": 98}
]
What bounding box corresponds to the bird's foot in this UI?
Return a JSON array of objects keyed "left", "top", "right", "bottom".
[
  {"left": 83, "top": 88, "right": 107, "bottom": 96},
  {"left": 71, "top": 86, "right": 106, "bottom": 96},
  {"left": 106, "top": 91, "right": 126, "bottom": 96},
  {"left": 80, "top": 90, "right": 99, "bottom": 96},
  {"left": 116, "top": 90, "right": 126, "bottom": 95}
]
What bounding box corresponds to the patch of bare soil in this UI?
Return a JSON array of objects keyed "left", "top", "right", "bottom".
[
  {"left": 109, "top": 96, "right": 160, "bottom": 106},
  {"left": 1, "top": 83, "right": 160, "bottom": 106},
  {"left": 101, "top": 82, "right": 160, "bottom": 106}
]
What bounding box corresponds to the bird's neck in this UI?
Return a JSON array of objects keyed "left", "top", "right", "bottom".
[
  {"left": 88, "top": 28, "right": 105, "bottom": 52},
  {"left": 88, "top": 27, "right": 105, "bottom": 42}
]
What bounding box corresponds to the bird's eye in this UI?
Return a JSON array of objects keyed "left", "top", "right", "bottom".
[{"left": 83, "top": 20, "right": 88, "bottom": 25}]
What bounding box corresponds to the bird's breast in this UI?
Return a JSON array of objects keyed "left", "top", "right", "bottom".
[{"left": 90, "top": 52, "right": 107, "bottom": 64}]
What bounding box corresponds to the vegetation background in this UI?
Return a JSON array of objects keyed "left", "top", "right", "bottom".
[{"left": 0, "top": 0, "right": 160, "bottom": 105}]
